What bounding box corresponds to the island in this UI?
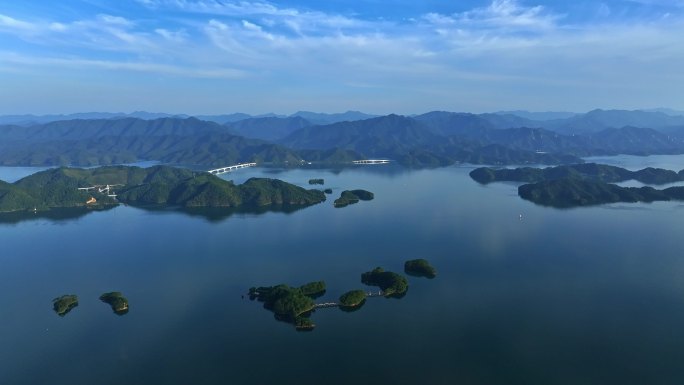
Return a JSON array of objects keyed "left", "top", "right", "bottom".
[
  {"left": 323, "top": 188, "right": 333, "bottom": 194},
  {"left": 518, "top": 178, "right": 684, "bottom": 208},
  {"left": 0, "top": 165, "right": 326, "bottom": 213},
  {"left": 468, "top": 162, "right": 684, "bottom": 208},
  {"left": 339, "top": 290, "right": 367, "bottom": 308},
  {"left": 404, "top": 259, "right": 437, "bottom": 278},
  {"left": 248, "top": 281, "right": 326, "bottom": 330},
  {"left": 470, "top": 163, "right": 683, "bottom": 185},
  {"left": 99, "top": 292, "right": 130, "bottom": 315},
  {"left": 333, "top": 189, "right": 374, "bottom": 207},
  {"left": 308, "top": 179, "right": 324, "bottom": 185},
  {"left": 248, "top": 263, "right": 440, "bottom": 330},
  {"left": 361, "top": 267, "right": 409, "bottom": 297},
  {"left": 298, "top": 281, "right": 326, "bottom": 297},
  {"left": 53, "top": 294, "right": 78, "bottom": 317}
]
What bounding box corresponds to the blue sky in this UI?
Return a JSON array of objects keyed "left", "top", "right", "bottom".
[{"left": 0, "top": 0, "right": 683, "bottom": 115}]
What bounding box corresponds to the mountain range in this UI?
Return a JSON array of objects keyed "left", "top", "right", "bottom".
[
  {"left": 2, "top": 108, "right": 684, "bottom": 168},
  {"left": 0, "top": 110, "right": 378, "bottom": 127}
]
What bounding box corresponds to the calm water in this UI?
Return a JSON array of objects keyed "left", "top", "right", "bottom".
[{"left": 2, "top": 157, "right": 684, "bottom": 385}]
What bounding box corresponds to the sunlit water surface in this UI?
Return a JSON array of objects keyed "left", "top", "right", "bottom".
[{"left": 2, "top": 156, "right": 684, "bottom": 385}]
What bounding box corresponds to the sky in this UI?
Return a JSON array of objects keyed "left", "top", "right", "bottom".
[{"left": 0, "top": 0, "right": 683, "bottom": 115}]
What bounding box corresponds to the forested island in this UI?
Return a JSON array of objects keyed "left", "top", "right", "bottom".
[
  {"left": 333, "top": 189, "right": 374, "bottom": 207},
  {"left": 99, "top": 292, "right": 129, "bottom": 315},
  {"left": 248, "top": 281, "right": 326, "bottom": 330},
  {"left": 361, "top": 267, "right": 409, "bottom": 297},
  {"left": 470, "top": 163, "right": 684, "bottom": 208},
  {"left": 249, "top": 261, "right": 440, "bottom": 330},
  {"left": 470, "top": 163, "right": 684, "bottom": 185},
  {"left": 308, "top": 179, "right": 324, "bottom": 185},
  {"left": 0, "top": 165, "right": 326, "bottom": 213},
  {"left": 519, "top": 179, "right": 684, "bottom": 208},
  {"left": 404, "top": 259, "right": 437, "bottom": 278},
  {"left": 53, "top": 295, "right": 78, "bottom": 317},
  {"left": 339, "top": 290, "right": 367, "bottom": 308}
]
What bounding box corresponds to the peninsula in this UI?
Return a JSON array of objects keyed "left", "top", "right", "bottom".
[{"left": 0, "top": 165, "right": 326, "bottom": 213}]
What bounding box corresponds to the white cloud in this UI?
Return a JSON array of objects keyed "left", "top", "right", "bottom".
[
  {"left": 1, "top": 0, "right": 684, "bottom": 112},
  {"left": 97, "top": 14, "right": 134, "bottom": 27},
  {"left": 136, "top": 0, "right": 299, "bottom": 17},
  {"left": 0, "top": 14, "right": 39, "bottom": 33},
  {"left": 0, "top": 51, "right": 245, "bottom": 79},
  {"left": 423, "top": 0, "right": 562, "bottom": 32},
  {"left": 155, "top": 28, "right": 188, "bottom": 43}
]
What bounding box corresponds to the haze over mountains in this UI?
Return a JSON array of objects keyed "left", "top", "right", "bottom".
[
  {"left": 0, "top": 110, "right": 378, "bottom": 127},
  {"left": 2, "top": 108, "right": 684, "bottom": 168}
]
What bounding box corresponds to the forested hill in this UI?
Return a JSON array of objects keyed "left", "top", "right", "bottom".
[
  {"left": 280, "top": 114, "right": 443, "bottom": 155},
  {"left": 0, "top": 165, "right": 326, "bottom": 212},
  {"left": 0, "top": 117, "right": 229, "bottom": 141},
  {"left": 2, "top": 110, "right": 684, "bottom": 168},
  {"left": 470, "top": 163, "right": 684, "bottom": 185}
]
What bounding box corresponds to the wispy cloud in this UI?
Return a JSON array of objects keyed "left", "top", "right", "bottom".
[
  {"left": 1, "top": 0, "right": 684, "bottom": 113},
  {"left": 0, "top": 51, "right": 246, "bottom": 79},
  {"left": 456, "top": 0, "right": 562, "bottom": 29}
]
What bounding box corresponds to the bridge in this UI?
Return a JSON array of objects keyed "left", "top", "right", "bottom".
[
  {"left": 207, "top": 162, "right": 257, "bottom": 175},
  {"left": 353, "top": 159, "right": 391, "bottom": 165},
  {"left": 313, "top": 290, "right": 385, "bottom": 309},
  {"left": 77, "top": 184, "right": 122, "bottom": 197}
]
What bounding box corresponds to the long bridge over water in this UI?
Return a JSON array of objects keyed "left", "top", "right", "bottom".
[
  {"left": 353, "top": 159, "right": 391, "bottom": 165},
  {"left": 207, "top": 162, "right": 257, "bottom": 175}
]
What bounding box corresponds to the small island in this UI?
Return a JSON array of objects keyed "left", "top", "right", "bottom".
[
  {"left": 99, "top": 292, "right": 130, "bottom": 315},
  {"left": 404, "top": 259, "right": 437, "bottom": 278},
  {"left": 308, "top": 179, "right": 324, "bottom": 185},
  {"left": 323, "top": 188, "right": 333, "bottom": 194},
  {"left": 333, "top": 189, "right": 374, "bottom": 207},
  {"left": 361, "top": 267, "right": 409, "bottom": 297},
  {"left": 339, "top": 290, "right": 367, "bottom": 308},
  {"left": 249, "top": 263, "right": 440, "bottom": 330},
  {"left": 53, "top": 294, "right": 79, "bottom": 317},
  {"left": 249, "top": 281, "right": 326, "bottom": 330}
]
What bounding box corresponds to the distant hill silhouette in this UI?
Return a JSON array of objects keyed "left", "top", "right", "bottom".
[{"left": 2, "top": 109, "right": 684, "bottom": 167}]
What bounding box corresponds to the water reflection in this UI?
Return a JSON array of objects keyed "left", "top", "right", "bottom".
[
  {"left": 0, "top": 206, "right": 116, "bottom": 225},
  {"left": 5, "top": 161, "right": 684, "bottom": 385},
  {"left": 0, "top": 204, "right": 315, "bottom": 225}
]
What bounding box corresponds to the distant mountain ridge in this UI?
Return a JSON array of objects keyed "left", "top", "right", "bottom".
[
  {"left": 290, "top": 110, "right": 378, "bottom": 125},
  {"left": 3, "top": 108, "right": 684, "bottom": 168},
  {"left": 227, "top": 116, "right": 312, "bottom": 141},
  {"left": 495, "top": 110, "right": 578, "bottom": 121},
  {"left": 0, "top": 110, "right": 378, "bottom": 126},
  {"left": 544, "top": 109, "right": 684, "bottom": 135},
  {"left": 0, "top": 117, "right": 228, "bottom": 142}
]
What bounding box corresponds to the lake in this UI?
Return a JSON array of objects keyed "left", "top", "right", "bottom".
[{"left": 2, "top": 156, "right": 684, "bottom": 385}]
